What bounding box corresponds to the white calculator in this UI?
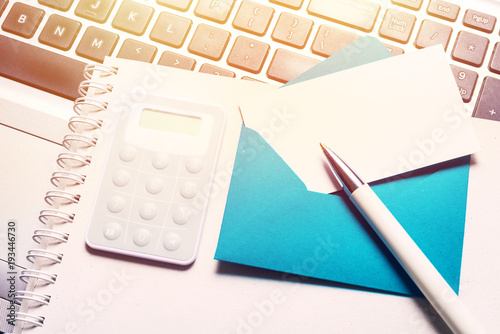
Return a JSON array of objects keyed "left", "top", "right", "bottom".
[{"left": 86, "top": 95, "right": 225, "bottom": 265}]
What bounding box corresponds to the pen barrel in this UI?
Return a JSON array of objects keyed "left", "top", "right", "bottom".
[{"left": 350, "top": 184, "right": 485, "bottom": 334}]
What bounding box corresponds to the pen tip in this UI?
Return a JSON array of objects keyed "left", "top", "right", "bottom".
[{"left": 320, "top": 143, "right": 327, "bottom": 151}]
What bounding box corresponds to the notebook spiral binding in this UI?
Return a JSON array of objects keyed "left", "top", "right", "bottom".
[{"left": 13, "top": 64, "right": 117, "bottom": 330}]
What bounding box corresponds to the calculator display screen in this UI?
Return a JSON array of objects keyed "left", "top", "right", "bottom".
[{"left": 139, "top": 108, "right": 202, "bottom": 136}]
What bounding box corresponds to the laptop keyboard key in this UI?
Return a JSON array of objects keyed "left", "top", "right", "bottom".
[
  {"left": 384, "top": 43, "right": 405, "bottom": 56},
  {"left": 149, "top": 12, "right": 192, "bottom": 48},
  {"left": 157, "top": 0, "right": 192, "bottom": 12},
  {"left": 39, "top": 0, "right": 74, "bottom": 11},
  {"left": 75, "top": 26, "right": 119, "bottom": 62},
  {"left": 311, "top": 25, "right": 360, "bottom": 57},
  {"left": 391, "top": 0, "right": 423, "bottom": 11},
  {"left": 463, "top": 9, "right": 496, "bottom": 34},
  {"left": 450, "top": 64, "right": 478, "bottom": 103},
  {"left": 426, "top": 0, "right": 460, "bottom": 22},
  {"left": 199, "top": 63, "right": 235, "bottom": 77},
  {"left": 0, "top": 35, "right": 86, "bottom": 100},
  {"left": 38, "top": 14, "right": 82, "bottom": 51},
  {"left": 0, "top": 0, "right": 7, "bottom": 17},
  {"left": 194, "top": 0, "right": 235, "bottom": 24},
  {"left": 233, "top": 0, "right": 274, "bottom": 36},
  {"left": 451, "top": 30, "right": 489, "bottom": 67},
  {"left": 414, "top": 19, "right": 452, "bottom": 50},
  {"left": 227, "top": 36, "right": 270, "bottom": 74},
  {"left": 117, "top": 38, "right": 157, "bottom": 62},
  {"left": 158, "top": 51, "right": 196, "bottom": 70},
  {"left": 473, "top": 77, "right": 500, "bottom": 122},
  {"left": 112, "top": 0, "right": 154, "bottom": 36},
  {"left": 1, "top": 3, "right": 44, "bottom": 38},
  {"left": 379, "top": 8, "right": 416, "bottom": 44},
  {"left": 267, "top": 48, "right": 320, "bottom": 83},
  {"left": 307, "top": 0, "right": 380, "bottom": 33},
  {"left": 188, "top": 23, "right": 230, "bottom": 60},
  {"left": 271, "top": 12, "right": 313, "bottom": 49},
  {"left": 75, "top": 0, "right": 116, "bottom": 23},
  {"left": 270, "top": 0, "right": 303, "bottom": 10},
  {"left": 489, "top": 43, "right": 500, "bottom": 74}
]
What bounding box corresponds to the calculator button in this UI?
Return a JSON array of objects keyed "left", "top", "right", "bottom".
[
  {"left": 180, "top": 181, "right": 198, "bottom": 199},
  {"left": 152, "top": 153, "right": 169, "bottom": 169},
  {"left": 163, "top": 233, "right": 181, "bottom": 251},
  {"left": 107, "top": 196, "right": 126, "bottom": 213},
  {"left": 113, "top": 170, "right": 131, "bottom": 187},
  {"left": 172, "top": 206, "right": 191, "bottom": 225},
  {"left": 103, "top": 222, "right": 122, "bottom": 240},
  {"left": 133, "top": 228, "right": 151, "bottom": 246},
  {"left": 185, "top": 157, "right": 203, "bottom": 174},
  {"left": 139, "top": 203, "right": 157, "bottom": 220},
  {"left": 119, "top": 145, "right": 137, "bottom": 162},
  {"left": 146, "top": 177, "right": 163, "bottom": 194}
]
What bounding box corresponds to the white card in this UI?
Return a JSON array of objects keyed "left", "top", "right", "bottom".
[{"left": 240, "top": 46, "right": 481, "bottom": 193}]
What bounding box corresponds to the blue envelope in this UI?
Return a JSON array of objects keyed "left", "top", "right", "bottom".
[{"left": 214, "top": 37, "right": 469, "bottom": 296}]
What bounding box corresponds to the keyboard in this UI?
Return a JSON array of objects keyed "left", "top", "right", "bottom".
[{"left": 1, "top": 0, "right": 499, "bottom": 121}]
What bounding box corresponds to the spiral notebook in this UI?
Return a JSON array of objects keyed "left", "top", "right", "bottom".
[{"left": 6, "top": 56, "right": 277, "bottom": 333}]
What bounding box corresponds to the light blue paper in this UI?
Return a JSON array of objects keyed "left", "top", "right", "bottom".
[{"left": 214, "top": 37, "right": 469, "bottom": 296}]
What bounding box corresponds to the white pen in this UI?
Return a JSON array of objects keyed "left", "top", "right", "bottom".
[{"left": 320, "top": 143, "right": 485, "bottom": 334}]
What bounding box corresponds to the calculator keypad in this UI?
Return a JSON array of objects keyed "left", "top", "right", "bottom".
[
  {"left": 88, "top": 144, "right": 210, "bottom": 263},
  {"left": 86, "top": 100, "right": 225, "bottom": 265}
]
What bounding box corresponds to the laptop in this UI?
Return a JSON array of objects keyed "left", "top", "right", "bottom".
[
  {"left": 1, "top": 0, "right": 499, "bottom": 333},
  {"left": 1, "top": 0, "right": 499, "bottom": 118}
]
